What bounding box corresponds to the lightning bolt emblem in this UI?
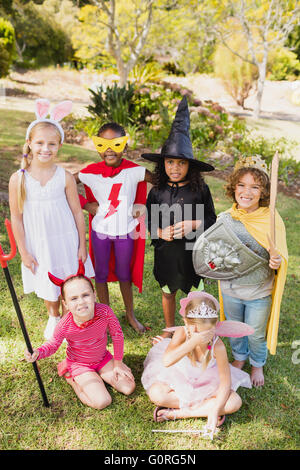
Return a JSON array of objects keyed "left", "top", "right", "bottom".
[{"left": 104, "top": 183, "right": 122, "bottom": 218}]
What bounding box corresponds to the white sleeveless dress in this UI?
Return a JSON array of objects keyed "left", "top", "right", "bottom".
[
  {"left": 21, "top": 166, "right": 94, "bottom": 301},
  {"left": 141, "top": 331, "right": 251, "bottom": 408}
]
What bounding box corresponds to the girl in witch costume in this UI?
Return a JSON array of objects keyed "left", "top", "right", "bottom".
[
  {"left": 24, "top": 261, "right": 135, "bottom": 410},
  {"left": 141, "top": 291, "right": 252, "bottom": 437},
  {"left": 75, "top": 122, "right": 153, "bottom": 334},
  {"left": 142, "top": 97, "right": 217, "bottom": 344},
  {"left": 9, "top": 99, "right": 94, "bottom": 340},
  {"left": 193, "top": 155, "right": 288, "bottom": 387}
]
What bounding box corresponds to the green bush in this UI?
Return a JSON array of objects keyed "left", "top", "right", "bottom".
[
  {"left": 190, "top": 102, "right": 247, "bottom": 155},
  {"left": 268, "top": 47, "right": 300, "bottom": 80},
  {"left": 129, "top": 62, "right": 164, "bottom": 87},
  {"left": 0, "top": 17, "right": 15, "bottom": 78},
  {"left": 88, "top": 83, "right": 136, "bottom": 127},
  {"left": 228, "top": 133, "right": 300, "bottom": 184},
  {"left": 85, "top": 81, "right": 182, "bottom": 141}
]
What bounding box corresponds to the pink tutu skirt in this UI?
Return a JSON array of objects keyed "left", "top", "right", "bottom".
[{"left": 141, "top": 338, "right": 252, "bottom": 408}]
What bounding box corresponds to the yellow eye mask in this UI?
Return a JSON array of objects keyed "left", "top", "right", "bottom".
[{"left": 92, "top": 136, "right": 128, "bottom": 153}]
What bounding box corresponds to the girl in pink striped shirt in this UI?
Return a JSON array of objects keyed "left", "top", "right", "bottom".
[{"left": 24, "top": 273, "right": 135, "bottom": 409}]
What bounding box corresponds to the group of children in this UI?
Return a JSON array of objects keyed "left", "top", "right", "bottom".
[{"left": 8, "top": 96, "right": 288, "bottom": 438}]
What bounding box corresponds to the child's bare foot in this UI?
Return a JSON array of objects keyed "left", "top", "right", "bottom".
[
  {"left": 251, "top": 366, "right": 264, "bottom": 387},
  {"left": 153, "top": 406, "right": 178, "bottom": 422},
  {"left": 125, "top": 314, "right": 146, "bottom": 333},
  {"left": 231, "top": 360, "right": 245, "bottom": 369}
]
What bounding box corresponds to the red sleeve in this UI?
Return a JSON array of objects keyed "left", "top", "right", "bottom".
[
  {"left": 104, "top": 305, "right": 124, "bottom": 361},
  {"left": 37, "top": 322, "right": 65, "bottom": 359}
]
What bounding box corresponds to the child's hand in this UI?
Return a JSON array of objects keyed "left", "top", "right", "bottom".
[
  {"left": 84, "top": 202, "right": 99, "bottom": 216},
  {"left": 158, "top": 226, "right": 174, "bottom": 241},
  {"left": 24, "top": 349, "right": 39, "bottom": 363},
  {"left": 206, "top": 408, "right": 219, "bottom": 439},
  {"left": 173, "top": 220, "right": 195, "bottom": 239},
  {"left": 132, "top": 204, "right": 146, "bottom": 219},
  {"left": 189, "top": 325, "right": 215, "bottom": 346},
  {"left": 113, "top": 361, "right": 135, "bottom": 383},
  {"left": 21, "top": 252, "right": 38, "bottom": 274},
  {"left": 269, "top": 253, "right": 282, "bottom": 270},
  {"left": 78, "top": 245, "right": 87, "bottom": 264}
]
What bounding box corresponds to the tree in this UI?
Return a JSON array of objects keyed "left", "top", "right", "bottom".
[
  {"left": 11, "top": 0, "right": 74, "bottom": 67},
  {"left": 144, "top": 0, "right": 216, "bottom": 74},
  {"left": 88, "top": 0, "right": 154, "bottom": 85},
  {"left": 213, "top": 29, "right": 258, "bottom": 109},
  {"left": 206, "top": 0, "right": 300, "bottom": 118}
]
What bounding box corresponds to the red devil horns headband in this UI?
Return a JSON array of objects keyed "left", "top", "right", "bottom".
[{"left": 48, "top": 260, "right": 93, "bottom": 292}]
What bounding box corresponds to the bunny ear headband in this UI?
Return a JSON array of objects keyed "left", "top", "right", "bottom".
[
  {"left": 164, "top": 291, "right": 254, "bottom": 338},
  {"left": 48, "top": 260, "right": 94, "bottom": 294},
  {"left": 26, "top": 99, "right": 73, "bottom": 143}
]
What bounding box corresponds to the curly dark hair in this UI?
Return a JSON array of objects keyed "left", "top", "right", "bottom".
[
  {"left": 152, "top": 158, "right": 205, "bottom": 192},
  {"left": 97, "top": 122, "right": 126, "bottom": 137},
  {"left": 225, "top": 167, "right": 270, "bottom": 206}
]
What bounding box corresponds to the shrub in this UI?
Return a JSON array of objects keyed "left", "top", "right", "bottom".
[
  {"left": 228, "top": 134, "right": 299, "bottom": 184},
  {"left": 0, "top": 17, "right": 15, "bottom": 78},
  {"left": 268, "top": 47, "right": 300, "bottom": 80},
  {"left": 86, "top": 81, "right": 182, "bottom": 140},
  {"left": 190, "top": 102, "right": 246, "bottom": 155},
  {"left": 129, "top": 62, "right": 164, "bottom": 87},
  {"left": 88, "top": 83, "right": 136, "bottom": 127},
  {"left": 213, "top": 31, "right": 258, "bottom": 109}
]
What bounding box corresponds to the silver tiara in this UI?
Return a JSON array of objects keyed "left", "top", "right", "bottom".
[{"left": 186, "top": 302, "right": 218, "bottom": 319}]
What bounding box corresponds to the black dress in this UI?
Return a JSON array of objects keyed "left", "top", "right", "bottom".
[{"left": 146, "top": 182, "right": 216, "bottom": 294}]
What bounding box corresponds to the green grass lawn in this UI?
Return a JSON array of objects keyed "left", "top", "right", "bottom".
[{"left": 0, "top": 109, "right": 299, "bottom": 450}]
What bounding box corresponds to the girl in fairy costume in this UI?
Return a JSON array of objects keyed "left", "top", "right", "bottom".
[{"left": 141, "top": 290, "right": 252, "bottom": 436}]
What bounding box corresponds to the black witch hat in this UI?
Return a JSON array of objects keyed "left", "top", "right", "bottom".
[{"left": 141, "top": 96, "right": 214, "bottom": 172}]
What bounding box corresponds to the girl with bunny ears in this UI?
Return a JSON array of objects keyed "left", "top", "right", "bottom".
[
  {"left": 9, "top": 99, "right": 94, "bottom": 340},
  {"left": 141, "top": 291, "right": 252, "bottom": 437}
]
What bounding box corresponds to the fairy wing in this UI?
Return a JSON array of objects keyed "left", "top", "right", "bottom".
[
  {"left": 163, "top": 321, "right": 254, "bottom": 338},
  {"left": 215, "top": 321, "right": 254, "bottom": 337}
]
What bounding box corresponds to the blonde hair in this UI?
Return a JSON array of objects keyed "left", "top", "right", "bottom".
[
  {"left": 17, "top": 122, "right": 62, "bottom": 213},
  {"left": 185, "top": 298, "right": 218, "bottom": 370}
]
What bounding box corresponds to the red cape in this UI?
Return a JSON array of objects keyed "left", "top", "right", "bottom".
[{"left": 79, "top": 159, "right": 147, "bottom": 293}]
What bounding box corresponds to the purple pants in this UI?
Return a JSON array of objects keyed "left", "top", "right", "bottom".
[{"left": 91, "top": 230, "right": 134, "bottom": 283}]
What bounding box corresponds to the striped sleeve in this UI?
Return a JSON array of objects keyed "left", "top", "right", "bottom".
[
  {"left": 103, "top": 305, "right": 124, "bottom": 361},
  {"left": 36, "top": 319, "right": 65, "bottom": 360}
]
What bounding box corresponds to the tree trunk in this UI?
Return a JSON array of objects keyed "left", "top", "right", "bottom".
[
  {"left": 116, "top": 60, "right": 128, "bottom": 87},
  {"left": 253, "top": 52, "right": 268, "bottom": 119},
  {"left": 103, "top": 0, "right": 153, "bottom": 87}
]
